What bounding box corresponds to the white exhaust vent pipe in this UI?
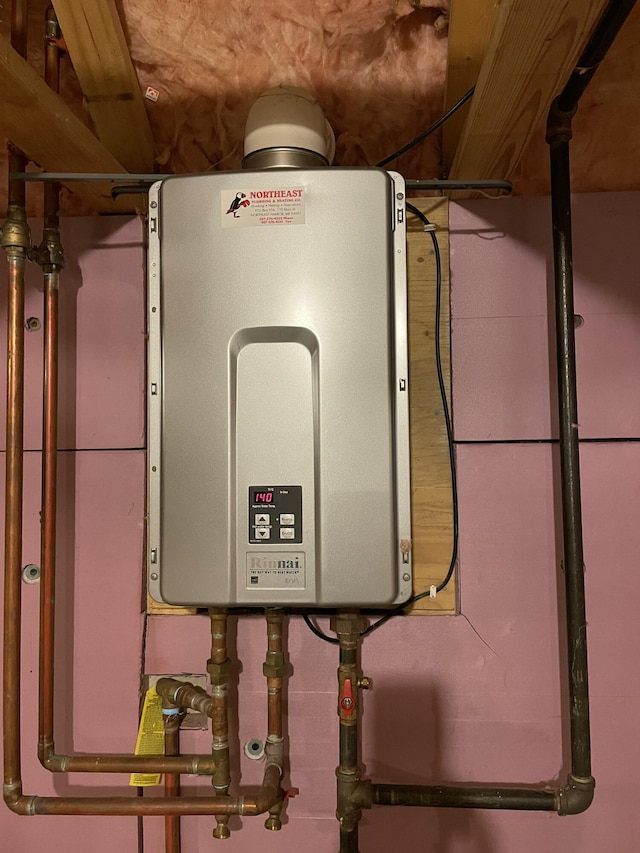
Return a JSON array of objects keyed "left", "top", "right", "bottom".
[{"left": 243, "top": 85, "right": 335, "bottom": 169}]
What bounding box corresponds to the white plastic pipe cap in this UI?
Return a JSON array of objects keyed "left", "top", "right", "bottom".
[{"left": 244, "top": 85, "right": 335, "bottom": 164}]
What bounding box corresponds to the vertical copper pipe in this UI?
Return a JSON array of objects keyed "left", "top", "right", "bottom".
[
  {"left": 164, "top": 713, "right": 184, "bottom": 853},
  {"left": 266, "top": 610, "right": 284, "bottom": 739},
  {"left": 8, "top": 1, "right": 27, "bottom": 209},
  {"left": 38, "top": 270, "right": 58, "bottom": 755},
  {"left": 208, "top": 609, "right": 231, "bottom": 840},
  {"left": 3, "top": 253, "right": 26, "bottom": 797},
  {"left": 38, "top": 2, "right": 62, "bottom": 765},
  {"left": 264, "top": 609, "right": 286, "bottom": 832},
  {"left": 3, "top": 0, "right": 29, "bottom": 804},
  {"left": 10, "top": 0, "right": 27, "bottom": 55}
]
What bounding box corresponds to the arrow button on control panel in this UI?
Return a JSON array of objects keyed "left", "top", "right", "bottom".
[
  {"left": 255, "top": 513, "right": 270, "bottom": 525},
  {"left": 255, "top": 527, "right": 270, "bottom": 540}
]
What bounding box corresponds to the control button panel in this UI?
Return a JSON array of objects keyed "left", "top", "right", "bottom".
[{"left": 249, "top": 486, "right": 302, "bottom": 545}]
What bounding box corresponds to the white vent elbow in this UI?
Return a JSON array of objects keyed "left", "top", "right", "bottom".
[{"left": 243, "top": 85, "right": 335, "bottom": 169}]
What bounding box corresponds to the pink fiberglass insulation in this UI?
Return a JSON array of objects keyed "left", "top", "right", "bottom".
[{"left": 119, "top": 0, "right": 449, "bottom": 176}]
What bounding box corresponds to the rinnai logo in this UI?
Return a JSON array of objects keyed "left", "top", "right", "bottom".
[{"left": 249, "top": 555, "right": 302, "bottom": 570}]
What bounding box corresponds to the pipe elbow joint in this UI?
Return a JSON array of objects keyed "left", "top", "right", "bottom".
[
  {"left": 556, "top": 775, "right": 595, "bottom": 815},
  {"left": 3, "top": 782, "right": 36, "bottom": 815},
  {"left": 38, "top": 740, "right": 63, "bottom": 772}
]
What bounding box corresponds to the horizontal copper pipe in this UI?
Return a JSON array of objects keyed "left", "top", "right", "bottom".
[
  {"left": 38, "top": 744, "right": 216, "bottom": 776},
  {"left": 6, "top": 763, "right": 283, "bottom": 816}
]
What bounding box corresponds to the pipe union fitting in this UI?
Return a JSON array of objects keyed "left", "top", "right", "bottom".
[
  {"left": 330, "top": 614, "right": 368, "bottom": 640},
  {"left": 1, "top": 215, "right": 31, "bottom": 252},
  {"left": 263, "top": 650, "right": 286, "bottom": 678},
  {"left": 207, "top": 658, "right": 232, "bottom": 684}
]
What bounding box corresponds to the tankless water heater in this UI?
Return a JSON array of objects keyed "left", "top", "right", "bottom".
[{"left": 147, "top": 168, "right": 411, "bottom": 607}]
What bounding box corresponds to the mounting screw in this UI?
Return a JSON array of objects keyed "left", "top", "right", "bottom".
[
  {"left": 150, "top": 572, "right": 158, "bottom": 581},
  {"left": 150, "top": 200, "right": 158, "bottom": 209},
  {"left": 402, "top": 572, "right": 411, "bottom": 582},
  {"left": 25, "top": 317, "right": 41, "bottom": 332},
  {"left": 22, "top": 564, "right": 40, "bottom": 584},
  {"left": 244, "top": 738, "right": 265, "bottom": 760}
]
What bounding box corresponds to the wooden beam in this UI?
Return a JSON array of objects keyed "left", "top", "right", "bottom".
[
  {"left": 0, "top": 32, "right": 129, "bottom": 212},
  {"left": 443, "top": 0, "right": 498, "bottom": 171},
  {"left": 450, "top": 0, "right": 610, "bottom": 181},
  {"left": 52, "top": 0, "right": 154, "bottom": 172}
]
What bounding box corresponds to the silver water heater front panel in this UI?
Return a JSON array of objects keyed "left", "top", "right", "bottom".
[{"left": 148, "top": 168, "right": 411, "bottom": 607}]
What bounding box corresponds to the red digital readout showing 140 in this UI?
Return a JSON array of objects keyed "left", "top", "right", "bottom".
[{"left": 254, "top": 492, "right": 273, "bottom": 503}]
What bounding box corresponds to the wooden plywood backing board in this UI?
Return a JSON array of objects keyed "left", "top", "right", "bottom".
[
  {"left": 405, "top": 197, "right": 455, "bottom": 615},
  {"left": 147, "top": 197, "right": 455, "bottom": 616}
]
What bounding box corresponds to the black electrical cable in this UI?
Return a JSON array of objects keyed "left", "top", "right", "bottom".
[
  {"left": 303, "top": 203, "right": 459, "bottom": 645},
  {"left": 303, "top": 614, "right": 339, "bottom": 644},
  {"left": 376, "top": 86, "right": 475, "bottom": 168}
]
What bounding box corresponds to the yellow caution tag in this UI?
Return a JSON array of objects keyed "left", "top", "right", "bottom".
[{"left": 129, "top": 686, "right": 165, "bottom": 787}]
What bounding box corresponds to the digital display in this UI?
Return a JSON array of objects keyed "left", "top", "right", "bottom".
[{"left": 254, "top": 492, "right": 273, "bottom": 504}]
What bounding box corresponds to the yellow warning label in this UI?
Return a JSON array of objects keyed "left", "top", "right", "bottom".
[{"left": 129, "top": 686, "right": 165, "bottom": 787}]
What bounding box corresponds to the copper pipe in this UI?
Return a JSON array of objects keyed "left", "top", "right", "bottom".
[
  {"left": 11, "top": 0, "right": 27, "bottom": 55},
  {"left": 6, "top": 763, "right": 283, "bottom": 815},
  {"left": 3, "top": 7, "right": 30, "bottom": 800},
  {"left": 8, "top": 0, "right": 27, "bottom": 210},
  {"left": 39, "top": 5, "right": 61, "bottom": 748},
  {"left": 164, "top": 711, "right": 185, "bottom": 853},
  {"left": 208, "top": 609, "right": 232, "bottom": 839},
  {"left": 38, "top": 269, "right": 58, "bottom": 751},
  {"left": 29, "top": 7, "right": 217, "bottom": 781},
  {"left": 0, "top": 0, "right": 280, "bottom": 816},
  {"left": 39, "top": 747, "right": 216, "bottom": 776},
  {"left": 3, "top": 254, "right": 26, "bottom": 800},
  {"left": 264, "top": 609, "right": 286, "bottom": 831},
  {"left": 265, "top": 609, "right": 285, "bottom": 739}
]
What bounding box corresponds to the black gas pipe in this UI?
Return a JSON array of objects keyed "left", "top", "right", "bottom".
[{"left": 339, "top": 0, "right": 637, "bottom": 841}]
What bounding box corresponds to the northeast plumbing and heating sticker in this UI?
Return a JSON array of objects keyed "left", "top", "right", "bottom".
[{"left": 221, "top": 188, "right": 305, "bottom": 227}]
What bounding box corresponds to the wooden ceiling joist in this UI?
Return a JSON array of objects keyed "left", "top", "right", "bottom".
[
  {"left": 0, "top": 32, "right": 127, "bottom": 212},
  {"left": 52, "top": 0, "right": 154, "bottom": 173},
  {"left": 449, "top": 0, "right": 611, "bottom": 182},
  {"left": 443, "top": 0, "right": 498, "bottom": 172}
]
